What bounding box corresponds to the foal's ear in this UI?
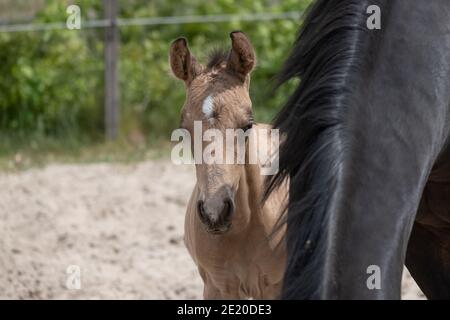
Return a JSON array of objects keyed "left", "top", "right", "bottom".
[
  {"left": 169, "top": 37, "right": 201, "bottom": 83},
  {"left": 227, "top": 31, "right": 255, "bottom": 79}
]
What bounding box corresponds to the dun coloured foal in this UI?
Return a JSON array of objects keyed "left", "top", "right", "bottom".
[{"left": 169, "top": 32, "right": 287, "bottom": 299}]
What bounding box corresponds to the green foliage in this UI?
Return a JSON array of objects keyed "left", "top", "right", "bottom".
[{"left": 0, "top": 0, "right": 312, "bottom": 151}]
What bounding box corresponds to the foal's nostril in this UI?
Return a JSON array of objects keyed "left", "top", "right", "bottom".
[
  {"left": 197, "top": 195, "right": 234, "bottom": 231},
  {"left": 222, "top": 197, "right": 234, "bottom": 220},
  {"left": 197, "top": 200, "right": 208, "bottom": 224}
]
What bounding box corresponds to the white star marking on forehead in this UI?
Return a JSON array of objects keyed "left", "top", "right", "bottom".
[{"left": 202, "top": 95, "right": 214, "bottom": 119}]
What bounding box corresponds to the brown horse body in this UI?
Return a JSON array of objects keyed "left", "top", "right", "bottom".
[
  {"left": 169, "top": 32, "right": 286, "bottom": 299},
  {"left": 184, "top": 125, "right": 286, "bottom": 299}
]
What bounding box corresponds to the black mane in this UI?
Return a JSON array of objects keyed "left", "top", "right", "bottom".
[{"left": 266, "top": 0, "right": 371, "bottom": 299}]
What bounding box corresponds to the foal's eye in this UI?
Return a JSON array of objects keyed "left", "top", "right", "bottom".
[{"left": 241, "top": 123, "right": 253, "bottom": 132}]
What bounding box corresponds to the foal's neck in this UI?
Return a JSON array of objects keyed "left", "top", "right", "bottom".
[{"left": 235, "top": 160, "right": 265, "bottom": 229}]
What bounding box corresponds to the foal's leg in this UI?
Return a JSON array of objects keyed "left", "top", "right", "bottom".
[
  {"left": 198, "top": 267, "right": 222, "bottom": 299},
  {"left": 261, "top": 282, "right": 283, "bottom": 300},
  {"left": 199, "top": 267, "right": 241, "bottom": 299},
  {"left": 203, "top": 282, "right": 222, "bottom": 299},
  {"left": 199, "top": 267, "right": 242, "bottom": 299},
  {"left": 405, "top": 222, "right": 450, "bottom": 299},
  {"left": 203, "top": 279, "right": 241, "bottom": 299}
]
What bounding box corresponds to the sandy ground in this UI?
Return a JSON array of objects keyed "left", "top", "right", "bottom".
[{"left": 0, "top": 160, "right": 424, "bottom": 299}]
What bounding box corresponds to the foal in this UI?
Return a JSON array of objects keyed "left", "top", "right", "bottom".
[{"left": 169, "top": 32, "right": 286, "bottom": 299}]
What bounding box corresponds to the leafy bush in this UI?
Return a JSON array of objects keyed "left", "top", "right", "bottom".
[{"left": 0, "top": 0, "right": 311, "bottom": 149}]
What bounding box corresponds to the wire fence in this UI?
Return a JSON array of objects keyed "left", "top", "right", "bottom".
[
  {"left": 0, "top": 6, "right": 303, "bottom": 141},
  {"left": 0, "top": 11, "right": 303, "bottom": 33}
]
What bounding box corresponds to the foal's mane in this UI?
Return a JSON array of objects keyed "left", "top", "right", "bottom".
[
  {"left": 206, "top": 48, "right": 229, "bottom": 69},
  {"left": 265, "top": 0, "right": 371, "bottom": 299}
]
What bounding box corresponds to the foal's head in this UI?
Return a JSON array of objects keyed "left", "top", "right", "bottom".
[{"left": 170, "top": 31, "right": 256, "bottom": 235}]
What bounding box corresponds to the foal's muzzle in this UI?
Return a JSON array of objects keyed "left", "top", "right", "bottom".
[{"left": 197, "top": 189, "right": 235, "bottom": 234}]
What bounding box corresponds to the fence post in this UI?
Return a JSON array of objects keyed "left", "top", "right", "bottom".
[{"left": 104, "top": 0, "right": 119, "bottom": 140}]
